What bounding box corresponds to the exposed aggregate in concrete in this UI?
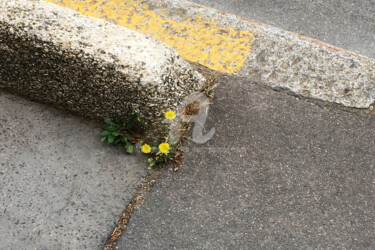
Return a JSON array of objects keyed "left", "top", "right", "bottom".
[
  {"left": 241, "top": 27, "right": 375, "bottom": 109},
  {"left": 0, "top": 0, "right": 205, "bottom": 130}
]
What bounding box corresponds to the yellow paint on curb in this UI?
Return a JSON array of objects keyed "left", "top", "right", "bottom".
[{"left": 45, "top": 0, "right": 255, "bottom": 73}]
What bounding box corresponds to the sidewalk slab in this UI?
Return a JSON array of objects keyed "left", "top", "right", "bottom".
[
  {"left": 0, "top": 91, "right": 147, "bottom": 249},
  {"left": 118, "top": 76, "right": 375, "bottom": 249}
]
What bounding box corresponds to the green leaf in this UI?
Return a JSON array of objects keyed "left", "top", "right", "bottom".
[
  {"left": 114, "top": 116, "right": 122, "bottom": 125},
  {"left": 126, "top": 111, "right": 142, "bottom": 130},
  {"left": 120, "top": 136, "right": 128, "bottom": 143},
  {"left": 107, "top": 134, "right": 115, "bottom": 143},
  {"left": 111, "top": 131, "right": 120, "bottom": 137},
  {"left": 114, "top": 138, "right": 122, "bottom": 144},
  {"left": 125, "top": 119, "right": 136, "bottom": 130},
  {"left": 124, "top": 134, "right": 133, "bottom": 140},
  {"left": 101, "top": 130, "right": 111, "bottom": 136},
  {"left": 101, "top": 137, "right": 106, "bottom": 142},
  {"left": 104, "top": 124, "right": 117, "bottom": 132},
  {"left": 149, "top": 161, "right": 156, "bottom": 168},
  {"left": 125, "top": 142, "right": 133, "bottom": 153}
]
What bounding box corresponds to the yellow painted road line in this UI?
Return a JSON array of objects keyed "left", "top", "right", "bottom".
[{"left": 45, "top": 0, "right": 255, "bottom": 74}]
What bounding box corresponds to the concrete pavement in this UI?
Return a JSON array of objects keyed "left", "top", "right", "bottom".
[
  {"left": 118, "top": 76, "right": 375, "bottom": 249},
  {"left": 0, "top": 92, "right": 148, "bottom": 249}
]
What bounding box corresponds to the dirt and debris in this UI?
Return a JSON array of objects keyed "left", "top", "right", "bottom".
[{"left": 104, "top": 169, "right": 163, "bottom": 250}]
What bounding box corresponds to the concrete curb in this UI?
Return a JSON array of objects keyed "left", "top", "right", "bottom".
[
  {"left": 0, "top": 0, "right": 205, "bottom": 127},
  {"left": 240, "top": 25, "right": 375, "bottom": 109},
  {"left": 44, "top": 0, "right": 375, "bottom": 109}
]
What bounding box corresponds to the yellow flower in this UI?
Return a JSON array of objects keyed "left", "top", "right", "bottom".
[
  {"left": 159, "top": 142, "right": 170, "bottom": 154},
  {"left": 141, "top": 144, "right": 151, "bottom": 154},
  {"left": 165, "top": 110, "right": 176, "bottom": 120}
]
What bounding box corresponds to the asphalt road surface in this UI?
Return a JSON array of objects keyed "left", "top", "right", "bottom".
[
  {"left": 191, "top": 0, "right": 375, "bottom": 59},
  {"left": 117, "top": 2, "right": 375, "bottom": 248},
  {"left": 118, "top": 76, "right": 375, "bottom": 249}
]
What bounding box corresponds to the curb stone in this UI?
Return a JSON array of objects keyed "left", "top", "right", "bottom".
[
  {"left": 46, "top": 0, "right": 375, "bottom": 109},
  {"left": 0, "top": 0, "right": 205, "bottom": 130}
]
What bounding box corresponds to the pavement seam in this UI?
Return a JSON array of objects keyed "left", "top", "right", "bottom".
[{"left": 104, "top": 169, "right": 163, "bottom": 250}]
